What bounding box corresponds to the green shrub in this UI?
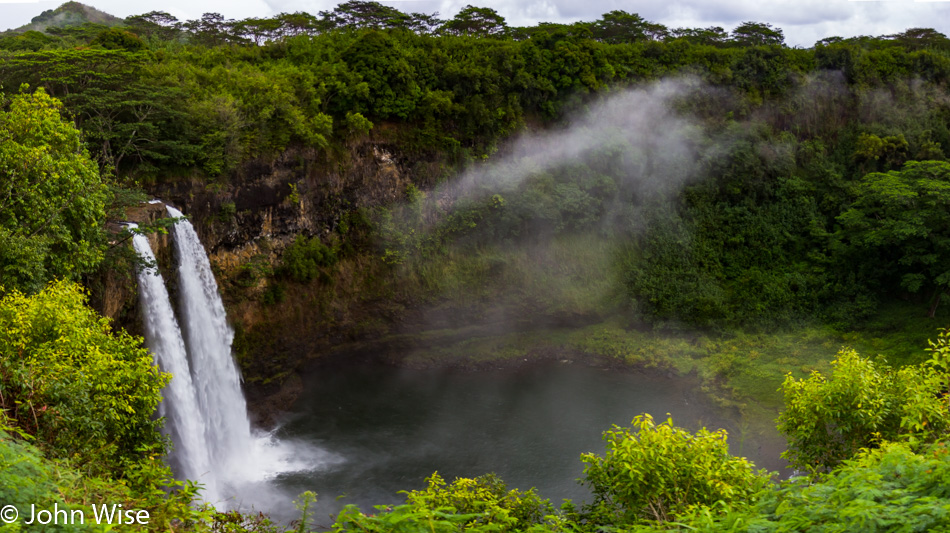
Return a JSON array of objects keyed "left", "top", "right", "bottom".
[
  {"left": 0, "top": 88, "right": 108, "bottom": 294},
  {"left": 331, "top": 473, "right": 555, "bottom": 533},
  {"left": 279, "top": 235, "right": 337, "bottom": 283},
  {"left": 777, "top": 348, "right": 949, "bottom": 472},
  {"left": 405, "top": 473, "right": 553, "bottom": 531},
  {"left": 0, "top": 281, "right": 168, "bottom": 477},
  {"left": 579, "top": 414, "right": 771, "bottom": 525},
  {"left": 747, "top": 441, "right": 950, "bottom": 532},
  {"left": 0, "top": 426, "right": 93, "bottom": 533}
]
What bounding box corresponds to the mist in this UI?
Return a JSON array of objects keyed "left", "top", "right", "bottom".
[
  {"left": 445, "top": 78, "right": 713, "bottom": 207},
  {"left": 372, "top": 77, "right": 743, "bottom": 345}
]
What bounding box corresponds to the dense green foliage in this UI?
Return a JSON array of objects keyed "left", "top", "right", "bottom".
[
  {"left": 0, "top": 426, "right": 105, "bottom": 533},
  {"left": 743, "top": 441, "right": 950, "bottom": 532},
  {"left": 778, "top": 347, "right": 950, "bottom": 472},
  {"left": 3, "top": 2, "right": 950, "bottom": 328},
  {"left": 6, "top": 2, "right": 950, "bottom": 531},
  {"left": 0, "top": 88, "right": 108, "bottom": 294},
  {"left": 280, "top": 234, "right": 338, "bottom": 282},
  {"left": 0, "top": 281, "right": 167, "bottom": 476},
  {"left": 333, "top": 473, "right": 555, "bottom": 533},
  {"left": 0, "top": 88, "right": 252, "bottom": 532},
  {"left": 580, "top": 414, "right": 770, "bottom": 524},
  {"left": 838, "top": 160, "right": 950, "bottom": 317}
]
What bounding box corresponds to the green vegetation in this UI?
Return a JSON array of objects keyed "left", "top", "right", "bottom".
[
  {"left": 0, "top": 281, "right": 214, "bottom": 531},
  {"left": 5, "top": 1, "right": 950, "bottom": 531},
  {"left": 2, "top": 2, "right": 949, "bottom": 333},
  {"left": 280, "top": 234, "right": 338, "bottom": 283},
  {"left": 0, "top": 80, "right": 270, "bottom": 533},
  {"left": 332, "top": 473, "right": 558, "bottom": 533},
  {"left": 0, "top": 281, "right": 166, "bottom": 474},
  {"left": 0, "top": 88, "right": 108, "bottom": 294},
  {"left": 579, "top": 414, "right": 770, "bottom": 525},
  {"left": 778, "top": 348, "right": 950, "bottom": 472}
]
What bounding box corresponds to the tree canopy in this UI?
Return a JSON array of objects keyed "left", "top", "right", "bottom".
[{"left": 0, "top": 87, "right": 108, "bottom": 294}]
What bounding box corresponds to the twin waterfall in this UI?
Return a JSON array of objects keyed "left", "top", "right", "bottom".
[{"left": 130, "top": 205, "right": 255, "bottom": 506}]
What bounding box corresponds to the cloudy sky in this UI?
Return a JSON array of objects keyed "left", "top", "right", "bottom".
[{"left": 2, "top": 0, "right": 950, "bottom": 47}]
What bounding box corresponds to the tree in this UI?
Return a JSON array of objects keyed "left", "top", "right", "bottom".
[
  {"left": 0, "top": 88, "right": 108, "bottom": 293},
  {"left": 275, "top": 12, "right": 320, "bottom": 37},
  {"left": 837, "top": 161, "right": 950, "bottom": 316},
  {"left": 591, "top": 11, "right": 667, "bottom": 43},
  {"left": 442, "top": 5, "right": 508, "bottom": 38},
  {"left": 91, "top": 27, "right": 145, "bottom": 51},
  {"left": 671, "top": 26, "right": 728, "bottom": 46},
  {"left": 318, "top": 1, "right": 410, "bottom": 31},
  {"left": 184, "top": 13, "right": 238, "bottom": 46},
  {"left": 340, "top": 30, "right": 422, "bottom": 119},
  {"left": 0, "top": 30, "right": 57, "bottom": 52},
  {"left": 1, "top": 49, "right": 196, "bottom": 174},
  {"left": 407, "top": 12, "right": 444, "bottom": 35},
  {"left": 731, "top": 21, "right": 785, "bottom": 46},
  {"left": 890, "top": 28, "right": 950, "bottom": 51},
  {"left": 124, "top": 11, "right": 180, "bottom": 41},
  {"left": 233, "top": 17, "right": 283, "bottom": 45}
]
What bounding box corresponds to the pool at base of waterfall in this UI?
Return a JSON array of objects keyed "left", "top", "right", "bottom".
[{"left": 249, "top": 360, "right": 786, "bottom": 527}]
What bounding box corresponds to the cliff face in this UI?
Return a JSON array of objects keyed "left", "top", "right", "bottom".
[
  {"left": 91, "top": 201, "right": 174, "bottom": 339},
  {"left": 151, "top": 140, "right": 426, "bottom": 266},
  {"left": 97, "top": 136, "right": 449, "bottom": 424}
]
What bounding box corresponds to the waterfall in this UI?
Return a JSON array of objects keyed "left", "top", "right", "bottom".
[
  {"left": 166, "top": 206, "right": 254, "bottom": 475},
  {"left": 129, "top": 226, "right": 219, "bottom": 502},
  {"left": 131, "top": 205, "right": 326, "bottom": 513}
]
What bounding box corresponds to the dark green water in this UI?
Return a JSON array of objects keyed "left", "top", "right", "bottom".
[{"left": 246, "top": 361, "right": 786, "bottom": 526}]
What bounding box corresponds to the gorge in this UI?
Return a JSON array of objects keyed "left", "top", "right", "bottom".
[
  {"left": 6, "top": 4, "right": 950, "bottom": 529},
  {"left": 127, "top": 203, "right": 787, "bottom": 525}
]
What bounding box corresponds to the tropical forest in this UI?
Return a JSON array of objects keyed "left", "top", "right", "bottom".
[{"left": 4, "top": 1, "right": 950, "bottom": 531}]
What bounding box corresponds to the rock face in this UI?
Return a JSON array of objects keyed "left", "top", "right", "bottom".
[
  {"left": 95, "top": 136, "right": 449, "bottom": 424},
  {"left": 150, "top": 142, "right": 423, "bottom": 255},
  {"left": 91, "top": 201, "right": 174, "bottom": 339}
]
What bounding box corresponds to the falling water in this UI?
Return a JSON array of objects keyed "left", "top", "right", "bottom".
[
  {"left": 129, "top": 226, "right": 219, "bottom": 501},
  {"left": 131, "top": 205, "right": 331, "bottom": 513},
  {"left": 166, "top": 206, "right": 254, "bottom": 477}
]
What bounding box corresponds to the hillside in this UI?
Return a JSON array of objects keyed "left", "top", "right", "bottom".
[{"left": 4, "top": 1, "right": 122, "bottom": 34}]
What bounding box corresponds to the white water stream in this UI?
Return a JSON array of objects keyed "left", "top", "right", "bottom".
[
  {"left": 167, "top": 206, "right": 255, "bottom": 477},
  {"left": 130, "top": 226, "right": 219, "bottom": 501},
  {"left": 130, "top": 205, "right": 323, "bottom": 510}
]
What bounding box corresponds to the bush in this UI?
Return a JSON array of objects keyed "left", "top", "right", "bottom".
[
  {"left": 0, "top": 88, "right": 108, "bottom": 294},
  {"left": 777, "top": 348, "right": 949, "bottom": 472},
  {"left": 405, "top": 473, "right": 553, "bottom": 531},
  {"left": 579, "top": 414, "right": 771, "bottom": 525},
  {"left": 747, "top": 441, "right": 950, "bottom": 532},
  {"left": 279, "top": 234, "right": 337, "bottom": 283},
  {"left": 332, "top": 473, "right": 555, "bottom": 533},
  {"left": 0, "top": 281, "right": 168, "bottom": 476}
]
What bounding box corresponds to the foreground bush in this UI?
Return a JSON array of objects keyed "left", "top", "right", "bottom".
[
  {"left": 777, "top": 348, "right": 950, "bottom": 472},
  {"left": 332, "top": 473, "right": 557, "bottom": 533},
  {"left": 579, "top": 414, "right": 772, "bottom": 526},
  {"left": 0, "top": 280, "right": 167, "bottom": 477}
]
